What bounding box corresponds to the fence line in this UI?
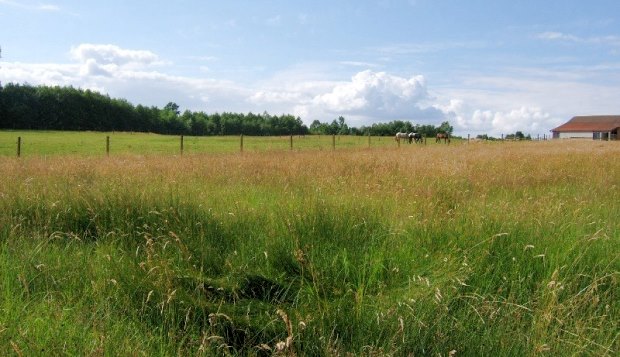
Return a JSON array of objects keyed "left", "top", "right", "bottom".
[{"left": 6, "top": 133, "right": 551, "bottom": 158}]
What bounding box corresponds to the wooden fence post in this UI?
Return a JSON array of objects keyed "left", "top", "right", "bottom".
[
  {"left": 368, "top": 132, "right": 371, "bottom": 148},
  {"left": 17, "top": 137, "right": 21, "bottom": 157},
  {"left": 332, "top": 134, "right": 336, "bottom": 150},
  {"left": 240, "top": 134, "right": 244, "bottom": 153},
  {"left": 180, "top": 135, "right": 184, "bottom": 155},
  {"left": 290, "top": 134, "right": 293, "bottom": 150},
  {"left": 106, "top": 136, "right": 110, "bottom": 156}
]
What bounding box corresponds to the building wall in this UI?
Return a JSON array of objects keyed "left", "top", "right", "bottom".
[{"left": 558, "top": 132, "right": 592, "bottom": 139}]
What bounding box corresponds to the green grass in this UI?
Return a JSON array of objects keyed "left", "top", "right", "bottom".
[
  {"left": 0, "top": 138, "right": 618, "bottom": 355},
  {"left": 0, "top": 130, "right": 408, "bottom": 157}
]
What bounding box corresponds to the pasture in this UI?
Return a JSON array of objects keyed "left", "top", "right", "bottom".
[
  {"left": 0, "top": 131, "right": 413, "bottom": 157},
  {"left": 0, "top": 135, "right": 618, "bottom": 355}
]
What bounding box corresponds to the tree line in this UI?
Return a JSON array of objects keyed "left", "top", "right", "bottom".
[
  {"left": 309, "top": 117, "right": 453, "bottom": 137},
  {"left": 0, "top": 83, "right": 308, "bottom": 136},
  {"left": 0, "top": 83, "right": 454, "bottom": 137}
]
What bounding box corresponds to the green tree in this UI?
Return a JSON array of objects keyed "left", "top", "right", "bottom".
[
  {"left": 337, "top": 116, "right": 349, "bottom": 134},
  {"left": 438, "top": 121, "right": 453, "bottom": 134},
  {"left": 515, "top": 131, "right": 525, "bottom": 140}
]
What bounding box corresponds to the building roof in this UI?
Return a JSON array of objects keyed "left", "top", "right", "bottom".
[{"left": 551, "top": 115, "right": 620, "bottom": 132}]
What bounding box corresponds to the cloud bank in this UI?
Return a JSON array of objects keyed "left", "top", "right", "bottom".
[{"left": 0, "top": 43, "right": 576, "bottom": 137}]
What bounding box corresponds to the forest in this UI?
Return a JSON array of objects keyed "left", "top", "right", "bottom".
[{"left": 0, "top": 83, "right": 453, "bottom": 137}]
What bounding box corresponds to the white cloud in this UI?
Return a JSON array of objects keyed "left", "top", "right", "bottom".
[
  {"left": 537, "top": 32, "right": 620, "bottom": 47},
  {"left": 70, "top": 44, "right": 161, "bottom": 67},
  {"left": 459, "top": 107, "right": 553, "bottom": 137},
  {"left": 437, "top": 64, "right": 620, "bottom": 137},
  {"left": 68, "top": 44, "right": 171, "bottom": 79},
  {"left": 249, "top": 70, "right": 448, "bottom": 125},
  {"left": 0, "top": 43, "right": 248, "bottom": 111},
  {"left": 186, "top": 55, "right": 218, "bottom": 62},
  {"left": 339, "top": 61, "right": 380, "bottom": 68},
  {"left": 247, "top": 68, "right": 567, "bottom": 135},
  {"left": 0, "top": 0, "right": 60, "bottom": 12},
  {"left": 311, "top": 70, "right": 444, "bottom": 120},
  {"left": 37, "top": 4, "right": 59, "bottom": 11},
  {"left": 372, "top": 41, "right": 485, "bottom": 56},
  {"left": 0, "top": 61, "right": 80, "bottom": 86},
  {"left": 537, "top": 31, "right": 580, "bottom": 42}
]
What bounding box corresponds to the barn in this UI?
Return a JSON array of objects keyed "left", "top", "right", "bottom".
[{"left": 551, "top": 115, "right": 620, "bottom": 140}]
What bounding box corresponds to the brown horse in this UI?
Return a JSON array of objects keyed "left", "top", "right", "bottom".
[{"left": 436, "top": 132, "right": 450, "bottom": 144}]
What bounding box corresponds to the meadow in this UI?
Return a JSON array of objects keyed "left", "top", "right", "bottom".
[
  {"left": 0, "top": 134, "right": 618, "bottom": 356},
  {"left": 0, "top": 131, "right": 400, "bottom": 157}
]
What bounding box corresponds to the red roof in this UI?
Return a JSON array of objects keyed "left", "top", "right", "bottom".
[{"left": 552, "top": 115, "right": 620, "bottom": 132}]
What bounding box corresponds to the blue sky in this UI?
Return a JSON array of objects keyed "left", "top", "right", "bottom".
[{"left": 2, "top": 0, "right": 620, "bottom": 136}]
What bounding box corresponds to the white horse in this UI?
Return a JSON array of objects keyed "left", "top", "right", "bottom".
[{"left": 395, "top": 132, "right": 409, "bottom": 143}]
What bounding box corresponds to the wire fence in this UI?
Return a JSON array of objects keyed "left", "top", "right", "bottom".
[
  {"left": 3, "top": 133, "right": 423, "bottom": 157},
  {"left": 1, "top": 132, "right": 560, "bottom": 158}
]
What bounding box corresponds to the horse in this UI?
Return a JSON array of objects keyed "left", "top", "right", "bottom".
[
  {"left": 436, "top": 132, "right": 450, "bottom": 144},
  {"left": 395, "top": 132, "right": 409, "bottom": 144},
  {"left": 409, "top": 132, "right": 423, "bottom": 144}
]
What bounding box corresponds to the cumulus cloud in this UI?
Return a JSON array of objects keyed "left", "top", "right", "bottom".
[
  {"left": 317, "top": 71, "right": 425, "bottom": 111},
  {"left": 70, "top": 44, "right": 163, "bottom": 76},
  {"left": 0, "top": 43, "right": 248, "bottom": 112},
  {"left": 251, "top": 70, "right": 446, "bottom": 124},
  {"left": 457, "top": 107, "right": 552, "bottom": 137},
  {"left": 0, "top": 61, "right": 80, "bottom": 86},
  {"left": 248, "top": 69, "right": 564, "bottom": 135}
]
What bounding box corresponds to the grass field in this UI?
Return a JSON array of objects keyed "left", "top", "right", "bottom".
[
  {"left": 0, "top": 131, "right": 408, "bottom": 156},
  {"left": 0, "top": 133, "right": 618, "bottom": 355}
]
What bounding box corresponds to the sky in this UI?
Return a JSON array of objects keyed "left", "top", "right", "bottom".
[{"left": 1, "top": 0, "right": 620, "bottom": 137}]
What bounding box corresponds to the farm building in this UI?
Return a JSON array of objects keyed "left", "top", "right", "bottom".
[{"left": 551, "top": 115, "right": 620, "bottom": 140}]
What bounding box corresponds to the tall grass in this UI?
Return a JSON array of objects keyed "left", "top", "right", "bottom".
[{"left": 0, "top": 140, "right": 618, "bottom": 355}]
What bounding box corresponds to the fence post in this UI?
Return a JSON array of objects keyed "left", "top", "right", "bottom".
[
  {"left": 368, "top": 132, "right": 371, "bottom": 148},
  {"left": 468, "top": 134, "right": 470, "bottom": 143},
  {"left": 290, "top": 134, "right": 293, "bottom": 150},
  {"left": 180, "top": 135, "right": 184, "bottom": 155},
  {"left": 17, "top": 137, "right": 21, "bottom": 157},
  {"left": 106, "top": 136, "right": 110, "bottom": 156},
  {"left": 332, "top": 134, "right": 336, "bottom": 150},
  {"left": 240, "top": 134, "right": 244, "bottom": 153}
]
